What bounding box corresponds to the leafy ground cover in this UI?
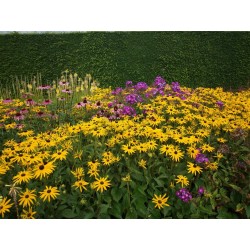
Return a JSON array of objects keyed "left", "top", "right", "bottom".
[
  {"left": 0, "top": 32, "right": 249, "bottom": 90},
  {"left": 0, "top": 72, "right": 249, "bottom": 218}
]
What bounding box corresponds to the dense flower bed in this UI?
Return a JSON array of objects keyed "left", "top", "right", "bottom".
[{"left": 0, "top": 75, "right": 249, "bottom": 218}]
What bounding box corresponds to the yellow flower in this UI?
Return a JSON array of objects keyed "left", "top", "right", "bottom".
[
  {"left": 175, "top": 175, "right": 189, "bottom": 187},
  {"left": 138, "top": 159, "right": 147, "bottom": 169},
  {"left": 39, "top": 186, "right": 60, "bottom": 202},
  {"left": 13, "top": 170, "right": 33, "bottom": 184},
  {"left": 0, "top": 197, "right": 13, "bottom": 218},
  {"left": 152, "top": 194, "right": 170, "bottom": 209},
  {"left": 72, "top": 179, "right": 89, "bottom": 192},
  {"left": 122, "top": 174, "right": 131, "bottom": 182},
  {"left": 33, "top": 161, "right": 55, "bottom": 179},
  {"left": 52, "top": 149, "right": 68, "bottom": 161},
  {"left": 19, "top": 189, "right": 37, "bottom": 207},
  {"left": 93, "top": 176, "right": 111, "bottom": 193},
  {"left": 169, "top": 148, "right": 184, "bottom": 162},
  {"left": 187, "top": 162, "right": 203, "bottom": 176},
  {"left": 121, "top": 144, "right": 136, "bottom": 155},
  {"left": 21, "top": 207, "right": 36, "bottom": 219},
  {"left": 71, "top": 167, "right": 84, "bottom": 179},
  {"left": 201, "top": 143, "right": 215, "bottom": 152}
]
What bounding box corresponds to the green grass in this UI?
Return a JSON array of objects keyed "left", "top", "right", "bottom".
[{"left": 0, "top": 32, "right": 249, "bottom": 89}]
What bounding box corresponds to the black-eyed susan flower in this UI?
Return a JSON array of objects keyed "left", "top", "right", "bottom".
[
  {"left": 72, "top": 179, "right": 89, "bottom": 192},
  {"left": 187, "top": 162, "right": 203, "bottom": 176},
  {"left": 201, "top": 143, "right": 215, "bottom": 153},
  {"left": 52, "top": 149, "right": 68, "bottom": 161},
  {"left": 169, "top": 148, "right": 184, "bottom": 162},
  {"left": 33, "top": 161, "right": 55, "bottom": 179},
  {"left": 121, "top": 144, "right": 136, "bottom": 155},
  {"left": 39, "top": 186, "right": 60, "bottom": 202},
  {"left": 93, "top": 176, "right": 111, "bottom": 193},
  {"left": 0, "top": 197, "right": 13, "bottom": 218},
  {"left": 175, "top": 175, "right": 189, "bottom": 187},
  {"left": 152, "top": 194, "right": 170, "bottom": 209},
  {"left": 19, "top": 189, "right": 37, "bottom": 207},
  {"left": 13, "top": 170, "right": 33, "bottom": 184},
  {"left": 21, "top": 207, "right": 36, "bottom": 219},
  {"left": 71, "top": 167, "right": 84, "bottom": 180}
]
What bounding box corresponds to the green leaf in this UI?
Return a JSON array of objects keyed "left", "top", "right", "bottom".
[
  {"left": 228, "top": 184, "right": 242, "bottom": 192},
  {"left": 83, "top": 212, "right": 95, "bottom": 219},
  {"left": 154, "top": 178, "right": 165, "bottom": 187},
  {"left": 111, "top": 187, "right": 123, "bottom": 202},
  {"left": 61, "top": 209, "right": 78, "bottom": 219},
  {"left": 126, "top": 209, "right": 138, "bottom": 219},
  {"left": 246, "top": 206, "right": 250, "bottom": 219},
  {"left": 99, "top": 204, "right": 110, "bottom": 215},
  {"left": 109, "top": 202, "right": 122, "bottom": 218},
  {"left": 199, "top": 205, "right": 217, "bottom": 216}
]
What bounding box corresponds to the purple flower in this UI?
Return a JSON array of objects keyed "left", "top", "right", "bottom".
[
  {"left": 216, "top": 100, "right": 224, "bottom": 108},
  {"left": 125, "top": 81, "right": 133, "bottom": 88},
  {"left": 134, "top": 82, "right": 148, "bottom": 91},
  {"left": 176, "top": 188, "right": 192, "bottom": 202},
  {"left": 125, "top": 94, "right": 142, "bottom": 104},
  {"left": 195, "top": 153, "right": 209, "bottom": 164},
  {"left": 111, "top": 87, "right": 123, "bottom": 95},
  {"left": 171, "top": 82, "right": 181, "bottom": 93},
  {"left": 154, "top": 76, "right": 166, "bottom": 89},
  {"left": 198, "top": 186, "right": 205, "bottom": 196},
  {"left": 59, "top": 81, "right": 69, "bottom": 86},
  {"left": 122, "top": 106, "right": 136, "bottom": 116}
]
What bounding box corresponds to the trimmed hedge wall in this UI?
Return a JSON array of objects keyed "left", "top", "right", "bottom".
[{"left": 0, "top": 32, "right": 249, "bottom": 89}]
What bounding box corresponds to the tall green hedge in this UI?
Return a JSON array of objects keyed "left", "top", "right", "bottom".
[{"left": 0, "top": 32, "right": 249, "bottom": 89}]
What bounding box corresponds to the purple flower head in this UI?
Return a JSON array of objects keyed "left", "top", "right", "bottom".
[
  {"left": 125, "top": 81, "right": 133, "bottom": 88},
  {"left": 195, "top": 153, "right": 209, "bottom": 164},
  {"left": 216, "top": 100, "right": 224, "bottom": 108},
  {"left": 122, "top": 106, "right": 136, "bottom": 117},
  {"left": 176, "top": 188, "right": 192, "bottom": 202},
  {"left": 171, "top": 82, "right": 181, "bottom": 93},
  {"left": 134, "top": 82, "right": 148, "bottom": 91},
  {"left": 154, "top": 76, "right": 166, "bottom": 89},
  {"left": 145, "top": 88, "right": 159, "bottom": 98},
  {"left": 125, "top": 94, "right": 143, "bottom": 104},
  {"left": 111, "top": 87, "right": 123, "bottom": 95},
  {"left": 198, "top": 186, "right": 205, "bottom": 196}
]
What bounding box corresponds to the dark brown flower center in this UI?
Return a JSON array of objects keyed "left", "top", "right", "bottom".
[
  {"left": 21, "top": 173, "right": 26, "bottom": 177},
  {"left": 39, "top": 165, "right": 44, "bottom": 170},
  {"left": 25, "top": 195, "right": 29, "bottom": 198},
  {"left": 100, "top": 181, "right": 104, "bottom": 185},
  {"left": 47, "top": 190, "right": 51, "bottom": 193}
]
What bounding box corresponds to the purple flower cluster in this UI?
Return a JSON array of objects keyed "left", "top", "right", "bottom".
[
  {"left": 111, "top": 87, "right": 123, "bottom": 95},
  {"left": 122, "top": 106, "right": 136, "bottom": 116},
  {"left": 171, "top": 82, "right": 181, "bottom": 93},
  {"left": 125, "top": 81, "right": 133, "bottom": 88},
  {"left": 154, "top": 76, "right": 166, "bottom": 89},
  {"left": 125, "top": 94, "right": 143, "bottom": 104},
  {"left": 195, "top": 153, "right": 209, "bottom": 164},
  {"left": 176, "top": 188, "right": 192, "bottom": 202},
  {"left": 134, "top": 82, "right": 148, "bottom": 91}
]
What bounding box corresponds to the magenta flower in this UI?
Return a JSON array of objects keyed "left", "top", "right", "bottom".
[
  {"left": 176, "top": 188, "right": 192, "bottom": 202},
  {"left": 2, "top": 98, "right": 13, "bottom": 104},
  {"left": 20, "top": 108, "right": 29, "bottom": 114}
]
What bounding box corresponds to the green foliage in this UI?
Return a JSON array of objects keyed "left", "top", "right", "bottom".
[{"left": 0, "top": 32, "right": 249, "bottom": 89}]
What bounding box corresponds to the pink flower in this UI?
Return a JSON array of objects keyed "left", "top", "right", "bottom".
[
  {"left": 37, "top": 111, "right": 46, "bottom": 118},
  {"left": 14, "top": 113, "right": 25, "bottom": 121},
  {"left": 38, "top": 85, "right": 51, "bottom": 90},
  {"left": 3, "top": 98, "right": 13, "bottom": 104},
  {"left": 59, "top": 81, "right": 69, "bottom": 86},
  {"left": 20, "top": 108, "right": 29, "bottom": 114},
  {"left": 42, "top": 99, "right": 52, "bottom": 105},
  {"left": 26, "top": 99, "right": 36, "bottom": 106},
  {"left": 62, "top": 89, "right": 72, "bottom": 94}
]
